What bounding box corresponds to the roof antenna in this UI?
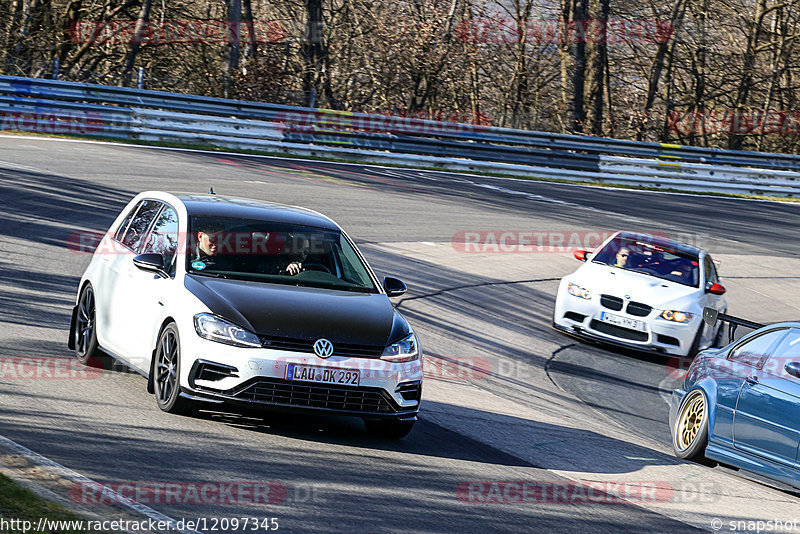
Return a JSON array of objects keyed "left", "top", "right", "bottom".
[{"left": 209, "top": 186, "right": 215, "bottom": 195}]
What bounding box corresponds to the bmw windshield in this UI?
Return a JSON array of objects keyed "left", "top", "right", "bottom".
[
  {"left": 186, "top": 216, "right": 378, "bottom": 293},
  {"left": 592, "top": 236, "right": 700, "bottom": 287}
]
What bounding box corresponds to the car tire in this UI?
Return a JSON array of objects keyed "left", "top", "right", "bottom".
[
  {"left": 74, "top": 284, "right": 108, "bottom": 368},
  {"left": 672, "top": 389, "right": 709, "bottom": 461},
  {"left": 364, "top": 419, "right": 415, "bottom": 439},
  {"left": 154, "top": 323, "right": 193, "bottom": 415}
]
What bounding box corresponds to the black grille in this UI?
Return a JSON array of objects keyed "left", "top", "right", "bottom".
[
  {"left": 657, "top": 334, "right": 681, "bottom": 346},
  {"left": 626, "top": 301, "right": 652, "bottom": 317},
  {"left": 259, "top": 336, "right": 384, "bottom": 358},
  {"left": 600, "top": 294, "right": 623, "bottom": 311},
  {"left": 396, "top": 381, "right": 422, "bottom": 402},
  {"left": 564, "top": 312, "right": 586, "bottom": 323},
  {"left": 231, "top": 378, "right": 397, "bottom": 413},
  {"left": 590, "top": 320, "right": 648, "bottom": 341}
]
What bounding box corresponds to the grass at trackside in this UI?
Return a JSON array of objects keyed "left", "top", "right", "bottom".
[
  {"left": 0, "top": 473, "right": 87, "bottom": 533},
  {"left": 2, "top": 129, "right": 798, "bottom": 204}
]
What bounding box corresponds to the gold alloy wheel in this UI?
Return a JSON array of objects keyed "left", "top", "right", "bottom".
[{"left": 676, "top": 391, "right": 706, "bottom": 451}]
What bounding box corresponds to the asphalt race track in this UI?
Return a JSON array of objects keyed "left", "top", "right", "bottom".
[{"left": 1, "top": 136, "right": 799, "bottom": 533}]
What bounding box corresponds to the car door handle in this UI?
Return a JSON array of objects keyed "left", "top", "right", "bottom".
[{"left": 745, "top": 375, "right": 759, "bottom": 385}]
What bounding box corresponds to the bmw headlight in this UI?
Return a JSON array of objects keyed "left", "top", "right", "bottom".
[
  {"left": 660, "top": 310, "right": 693, "bottom": 323},
  {"left": 567, "top": 283, "right": 592, "bottom": 300},
  {"left": 194, "top": 313, "right": 262, "bottom": 348},
  {"left": 381, "top": 333, "right": 419, "bottom": 362}
]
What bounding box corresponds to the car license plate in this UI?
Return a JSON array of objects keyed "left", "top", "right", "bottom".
[
  {"left": 285, "top": 364, "right": 360, "bottom": 386},
  {"left": 599, "top": 312, "right": 647, "bottom": 332}
]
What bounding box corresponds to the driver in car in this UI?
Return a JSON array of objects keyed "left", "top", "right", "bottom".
[
  {"left": 282, "top": 236, "right": 310, "bottom": 276},
  {"left": 190, "top": 222, "right": 233, "bottom": 270},
  {"left": 615, "top": 247, "right": 631, "bottom": 268}
]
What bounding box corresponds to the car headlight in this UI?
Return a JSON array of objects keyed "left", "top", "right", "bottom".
[
  {"left": 193, "top": 313, "right": 262, "bottom": 348},
  {"left": 661, "top": 310, "right": 693, "bottom": 323},
  {"left": 567, "top": 283, "right": 592, "bottom": 300},
  {"left": 381, "top": 333, "right": 419, "bottom": 362}
]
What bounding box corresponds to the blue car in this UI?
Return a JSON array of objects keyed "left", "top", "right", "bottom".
[{"left": 669, "top": 309, "right": 800, "bottom": 489}]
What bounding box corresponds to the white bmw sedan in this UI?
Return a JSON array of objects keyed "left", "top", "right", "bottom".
[
  {"left": 69, "top": 191, "right": 422, "bottom": 438},
  {"left": 553, "top": 232, "right": 727, "bottom": 357}
]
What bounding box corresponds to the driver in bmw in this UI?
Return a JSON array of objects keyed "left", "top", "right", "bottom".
[{"left": 615, "top": 247, "right": 631, "bottom": 268}]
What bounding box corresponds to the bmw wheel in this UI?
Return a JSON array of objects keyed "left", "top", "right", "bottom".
[
  {"left": 673, "top": 389, "right": 709, "bottom": 460},
  {"left": 154, "top": 323, "right": 192, "bottom": 415},
  {"left": 74, "top": 284, "right": 107, "bottom": 368}
]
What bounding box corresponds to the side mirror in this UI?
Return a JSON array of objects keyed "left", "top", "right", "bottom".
[
  {"left": 574, "top": 250, "right": 589, "bottom": 262},
  {"left": 133, "top": 253, "right": 167, "bottom": 277},
  {"left": 707, "top": 282, "right": 726, "bottom": 296},
  {"left": 785, "top": 362, "right": 800, "bottom": 379},
  {"left": 383, "top": 276, "right": 407, "bottom": 297}
]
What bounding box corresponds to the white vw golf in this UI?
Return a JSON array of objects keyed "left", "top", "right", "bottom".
[
  {"left": 69, "top": 191, "right": 422, "bottom": 438},
  {"left": 553, "top": 232, "right": 727, "bottom": 357}
]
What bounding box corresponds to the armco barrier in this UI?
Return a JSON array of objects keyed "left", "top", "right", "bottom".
[{"left": 1, "top": 75, "right": 799, "bottom": 195}]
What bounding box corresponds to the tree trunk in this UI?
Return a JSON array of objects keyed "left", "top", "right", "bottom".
[
  {"left": 1, "top": 0, "right": 25, "bottom": 73},
  {"left": 224, "top": 0, "right": 242, "bottom": 98},
  {"left": 585, "top": 0, "right": 609, "bottom": 135},
  {"left": 243, "top": 0, "right": 257, "bottom": 60},
  {"left": 120, "top": 0, "right": 152, "bottom": 87},
  {"left": 56, "top": 0, "right": 82, "bottom": 65},
  {"left": 303, "top": 0, "right": 324, "bottom": 107},
  {"left": 728, "top": 0, "right": 767, "bottom": 149},
  {"left": 569, "top": 0, "right": 588, "bottom": 133},
  {"left": 637, "top": 0, "right": 685, "bottom": 141}
]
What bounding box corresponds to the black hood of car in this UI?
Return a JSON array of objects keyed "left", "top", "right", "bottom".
[{"left": 185, "top": 274, "right": 409, "bottom": 346}]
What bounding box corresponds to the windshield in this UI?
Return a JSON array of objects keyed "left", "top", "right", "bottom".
[
  {"left": 592, "top": 236, "right": 700, "bottom": 287},
  {"left": 186, "top": 216, "right": 378, "bottom": 293}
]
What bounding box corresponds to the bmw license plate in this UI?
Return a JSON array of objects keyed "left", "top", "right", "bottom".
[
  {"left": 285, "top": 364, "right": 360, "bottom": 386},
  {"left": 599, "top": 312, "right": 647, "bottom": 332}
]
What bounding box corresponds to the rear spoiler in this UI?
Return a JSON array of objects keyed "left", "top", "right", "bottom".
[{"left": 703, "top": 307, "right": 766, "bottom": 344}]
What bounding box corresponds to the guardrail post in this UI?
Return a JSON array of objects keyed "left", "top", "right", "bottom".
[
  {"left": 137, "top": 67, "right": 145, "bottom": 90},
  {"left": 51, "top": 58, "right": 60, "bottom": 80}
]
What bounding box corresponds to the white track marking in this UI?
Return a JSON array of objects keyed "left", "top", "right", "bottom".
[{"left": 0, "top": 434, "right": 200, "bottom": 534}]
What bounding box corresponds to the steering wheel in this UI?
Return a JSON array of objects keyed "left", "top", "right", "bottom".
[{"left": 300, "top": 263, "right": 332, "bottom": 274}]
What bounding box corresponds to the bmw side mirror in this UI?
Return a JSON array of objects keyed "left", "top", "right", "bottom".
[
  {"left": 383, "top": 276, "right": 407, "bottom": 297},
  {"left": 706, "top": 282, "right": 726, "bottom": 295},
  {"left": 785, "top": 362, "right": 800, "bottom": 379},
  {"left": 574, "top": 250, "right": 589, "bottom": 262},
  {"left": 133, "top": 253, "right": 167, "bottom": 277}
]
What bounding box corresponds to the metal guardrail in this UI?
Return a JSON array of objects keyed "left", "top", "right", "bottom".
[{"left": 1, "top": 75, "right": 800, "bottom": 195}]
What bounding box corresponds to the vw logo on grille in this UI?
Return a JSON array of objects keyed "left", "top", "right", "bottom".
[{"left": 313, "top": 338, "right": 333, "bottom": 359}]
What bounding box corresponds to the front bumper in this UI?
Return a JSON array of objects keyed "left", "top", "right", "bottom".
[
  {"left": 177, "top": 328, "right": 423, "bottom": 419},
  {"left": 553, "top": 292, "right": 699, "bottom": 356},
  {"left": 180, "top": 378, "right": 420, "bottom": 421}
]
